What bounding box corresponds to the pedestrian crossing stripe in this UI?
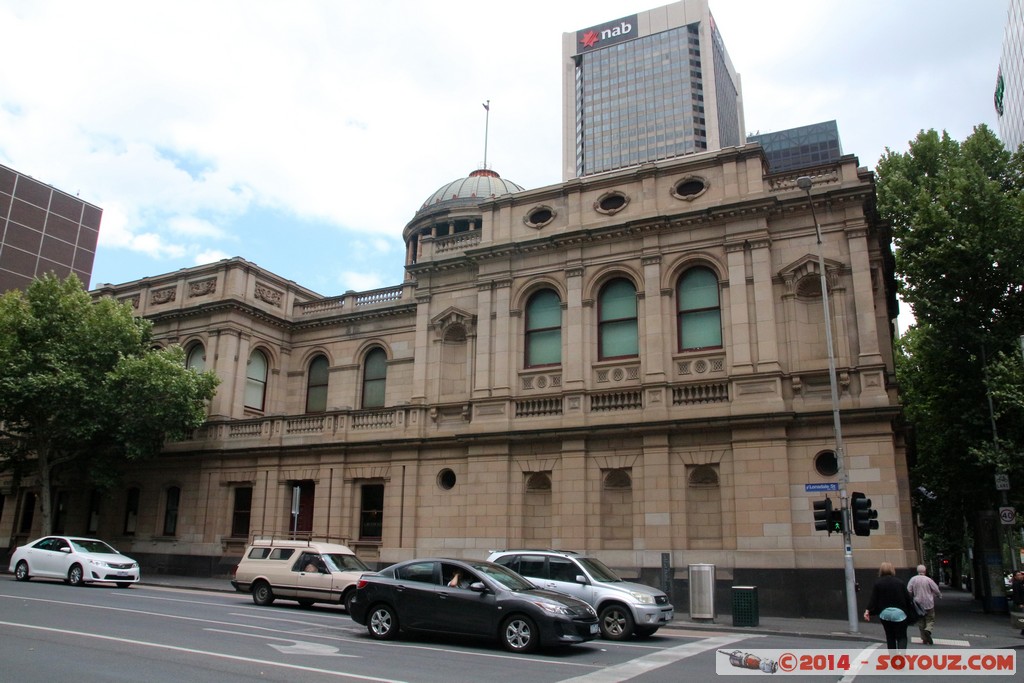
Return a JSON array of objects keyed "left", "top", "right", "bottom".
[{"left": 912, "top": 636, "right": 971, "bottom": 647}]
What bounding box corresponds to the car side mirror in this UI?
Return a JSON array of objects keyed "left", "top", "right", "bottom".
[
  {"left": 469, "top": 581, "right": 486, "bottom": 593},
  {"left": 60, "top": 547, "right": 71, "bottom": 553},
  {"left": 575, "top": 574, "right": 588, "bottom": 585}
]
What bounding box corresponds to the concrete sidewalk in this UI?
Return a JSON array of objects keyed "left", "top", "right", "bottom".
[{"left": 140, "top": 573, "right": 1024, "bottom": 649}]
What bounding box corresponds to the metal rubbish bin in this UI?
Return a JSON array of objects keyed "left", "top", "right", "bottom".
[
  {"left": 732, "top": 585, "right": 759, "bottom": 627},
  {"left": 688, "top": 564, "right": 715, "bottom": 621}
]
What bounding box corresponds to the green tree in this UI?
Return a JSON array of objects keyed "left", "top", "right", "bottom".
[
  {"left": 877, "top": 125, "right": 1024, "bottom": 554},
  {"left": 0, "top": 274, "right": 219, "bottom": 533}
]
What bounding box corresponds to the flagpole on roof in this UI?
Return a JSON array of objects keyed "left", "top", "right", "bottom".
[{"left": 482, "top": 100, "right": 490, "bottom": 170}]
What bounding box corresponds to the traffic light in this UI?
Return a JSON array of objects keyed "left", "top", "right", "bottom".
[
  {"left": 851, "top": 491, "right": 879, "bottom": 536},
  {"left": 829, "top": 509, "right": 845, "bottom": 534},
  {"left": 813, "top": 498, "right": 833, "bottom": 533}
]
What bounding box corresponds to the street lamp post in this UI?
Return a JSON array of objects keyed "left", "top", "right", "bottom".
[{"left": 797, "top": 176, "right": 860, "bottom": 634}]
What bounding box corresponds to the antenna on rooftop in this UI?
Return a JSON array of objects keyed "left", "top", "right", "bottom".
[{"left": 482, "top": 100, "right": 490, "bottom": 169}]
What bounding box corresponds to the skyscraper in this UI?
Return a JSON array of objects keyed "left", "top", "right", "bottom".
[
  {"left": 0, "top": 163, "right": 102, "bottom": 293},
  {"left": 561, "top": 0, "right": 744, "bottom": 180},
  {"left": 996, "top": 0, "right": 1024, "bottom": 151},
  {"left": 749, "top": 120, "right": 844, "bottom": 174}
]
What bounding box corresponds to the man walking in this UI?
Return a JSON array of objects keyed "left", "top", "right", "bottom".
[{"left": 907, "top": 564, "right": 942, "bottom": 645}]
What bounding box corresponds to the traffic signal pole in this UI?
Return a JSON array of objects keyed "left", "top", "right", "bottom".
[{"left": 798, "top": 177, "right": 860, "bottom": 634}]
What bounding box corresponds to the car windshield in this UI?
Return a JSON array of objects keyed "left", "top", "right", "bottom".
[
  {"left": 323, "top": 553, "right": 370, "bottom": 572},
  {"left": 471, "top": 562, "right": 536, "bottom": 591},
  {"left": 70, "top": 539, "right": 118, "bottom": 554},
  {"left": 577, "top": 556, "right": 622, "bottom": 582}
]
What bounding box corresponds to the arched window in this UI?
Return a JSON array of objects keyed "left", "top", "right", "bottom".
[
  {"left": 677, "top": 267, "right": 722, "bottom": 351},
  {"left": 362, "top": 348, "right": 387, "bottom": 408},
  {"left": 245, "top": 349, "right": 268, "bottom": 411},
  {"left": 598, "top": 278, "right": 638, "bottom": 360},
  {"left": 185, "top": 343, "right": 206, "bottom": 371},
  {"left": 305, "top": 355, "right": 329, "bottom": 413},
  {"left": 525, "top": 289, "right": 562, "bottom": 367}
]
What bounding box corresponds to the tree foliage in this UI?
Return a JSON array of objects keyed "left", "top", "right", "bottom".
[
  {"left": 0, "top": 274, "right": 219, "bottom": 533},
  {"left": 877, "top": 125, "right": 1024, "bottom": 556}
]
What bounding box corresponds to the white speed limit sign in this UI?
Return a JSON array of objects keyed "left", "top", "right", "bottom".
[{"left": 999, "top": 507, "right": 1016, "bottom": 525}]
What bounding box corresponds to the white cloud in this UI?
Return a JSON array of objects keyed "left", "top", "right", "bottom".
[{"left": 0, "top": 0, "right": 1009, "bottom": 290}]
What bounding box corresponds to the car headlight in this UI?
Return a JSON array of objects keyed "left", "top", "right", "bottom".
[
  {"left": 531, "top": 600, "right": 574, "bottom": 615},
  {"left": 88, "top": 559, "right": 111, "bottom": 568},
  {"left": 629, "top": 591, "right": 656, "bottom": 605}
]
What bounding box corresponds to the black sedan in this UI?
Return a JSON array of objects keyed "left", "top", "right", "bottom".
[{"left": 348, "top": 558, "right": 600, "bottom": 653}]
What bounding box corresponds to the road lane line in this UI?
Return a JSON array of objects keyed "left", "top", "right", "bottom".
[
  {"left": 558, "top": 634, "right": 758, "bottom": 682},
  {"left": 0, "top": 620, "right": 403, "bottom": 682},
  {"left": 838, "top": 644, "right": 881, "bottom": 683}
]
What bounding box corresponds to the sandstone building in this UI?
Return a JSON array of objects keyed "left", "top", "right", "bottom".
[{"left": 0, "top": 145, "right": 914, "bottom": 616}]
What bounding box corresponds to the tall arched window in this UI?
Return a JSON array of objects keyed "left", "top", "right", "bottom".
[
  {"left": 525, "top": 289, "right": 562, "bottom": 367},
  {"left": 305, "top": 355, "right": 329, "bottom": 413},
  {"left": 163, "top": 486, "right": 181, "bottom": 536},
  {"left": 362, "top": 348, "right": 387, "bottom": 408},
  {"left": 186, "top": 343, "right": 206, "bottom": 371},
  {"left": 677, "top": 267, "right": 722, "bottom": 351},
  {"left": 598, "top": 278, "right": 638, "bottom": 360},
  {"left": 245, "top": 349, "right": 268, "bottom": 411}
]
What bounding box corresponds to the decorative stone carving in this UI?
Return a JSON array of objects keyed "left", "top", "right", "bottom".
[
  {"left": 255, "top": 284, "right": 283, "bottom": 307},
  {"left": 188, "top": 278, "right": 217, "bottom": 298},
  {"left": 150, "top": 287, "right": 176, "bottom": 305}
]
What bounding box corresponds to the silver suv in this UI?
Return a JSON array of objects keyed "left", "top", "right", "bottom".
[{"left": 487, "top": 550, "right": 673, "bottom": 639}]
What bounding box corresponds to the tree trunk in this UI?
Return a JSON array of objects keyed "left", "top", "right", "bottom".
[{"left": 36, "top": 446, "right": 54, "bottom": 536}]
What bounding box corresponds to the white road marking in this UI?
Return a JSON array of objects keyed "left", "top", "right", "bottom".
[
  {"left": 558, "top": 634, "right": 759, "bottom": 682},
  {"left": 204, "top": 627, "right": 358, "bottom": 656},
  {"left": 838, "top": 643, "right": 882, "bottom": 682},
  {"left": 0, "top": 620, "right": 403, "bottom": 682}
]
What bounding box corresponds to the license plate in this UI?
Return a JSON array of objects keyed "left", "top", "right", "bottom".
[
  {"left": 662, "top": 610, "right": 674, "bottom": 622},
  {"left": 590, "top": 623, "right": 600, "bottom": 635},
  {"left": 114, "top": 574, "right": 131, "bottom": 578}
]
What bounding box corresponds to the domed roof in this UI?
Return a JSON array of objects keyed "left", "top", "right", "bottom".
[{"left": 416, "top": 169, "right": 524, "bottom": 217}]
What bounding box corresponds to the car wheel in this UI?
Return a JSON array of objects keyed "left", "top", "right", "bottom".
[
  {"left": 68, "top": 564, "right": 85, "bottom": 587},
  {"left": 343, "top": 589, "right": 356, "bottom": 613},
  {"left": 500, "top": 614, "right": 539, "bottom": 653},
  {"left": 115, "top": 582, "right": 132, "bottom": 589},
  {"left": 367, "top": 604, "right": 399, "bottom": 640},
  {"left": 599, "top": 603, "right": 634, "bottom": 640},
  {"left": 297, "top": 599, "right": 315, "bottom": 608},
  {"left": 633, "top": 625, "right": 659, "bottom": 638},
  {"left": 14, "top": 561, "right": 30, "bottom": 581},
  {"left": 252, "top": 581, "right": 275, "bottom": 606}
]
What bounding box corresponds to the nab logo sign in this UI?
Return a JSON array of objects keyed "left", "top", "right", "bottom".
[{"left": 577, "top": 14, "right": 637, "bottom": 52}]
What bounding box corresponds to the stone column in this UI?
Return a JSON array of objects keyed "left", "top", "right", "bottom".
[
  {"left": 473, "top": 282, "right": 494, "bottom": 399},
  {"left": 640, "top": 434, "right": 671, "bottom": 549},
  {"left": 564, "top": 265, "right": 585, "bottom": 391},
  {"left": 410, "top": 292, "right": 432, "bottom": 404},
  {"left": 642, "top": 254, "right": 666, "bottom": 383},
  {"left": 553, "top": 439, "right": 587, "bottom": 550},
  {"left": 725, "top": 243, "right": 752, "bottom": 373},
  {"left": 750, "top": 236, "right": 781, "bottom": 373},
  {"left": 491, "top": 279, "right": 512, "bottom": 396},
  {"left": 846, "top": 226, "right": 883, "bottom": 365}
]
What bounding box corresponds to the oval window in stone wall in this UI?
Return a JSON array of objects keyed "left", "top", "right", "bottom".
[
  {"left": 672, "top": 176, "right": 709, "bottom": 201},
  {"left": 595, "top": 191, "right": 629, "bottom": 215},
  {"left": 437, "top": 468, "right": 457, "bottom": 490},
  {"left": 524, "top": 205, "right": 555, "bottom": 229}
]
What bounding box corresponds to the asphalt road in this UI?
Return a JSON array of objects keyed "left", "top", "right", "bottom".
[{"left": 0, "top": 578, "right": 1013, "bottom": 682}]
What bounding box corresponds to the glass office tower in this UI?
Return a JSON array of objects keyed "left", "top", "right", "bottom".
[
  {"left": 749, "top": 121, "right": 844, "bottom": 174},
  {"left": 996, "top": 0, "right": 1024, "bottom": 152},
  {"left": 562, "top": 0, "right": 744, "bottom": 180}
]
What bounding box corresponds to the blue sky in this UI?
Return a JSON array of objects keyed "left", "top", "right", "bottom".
[{"left": 0, "top": 0, "right": 1010, "bottom": 318}]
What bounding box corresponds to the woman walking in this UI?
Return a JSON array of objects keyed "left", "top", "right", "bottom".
[{"left": 864, "top": 562, "right": 917, "bottom": 652}]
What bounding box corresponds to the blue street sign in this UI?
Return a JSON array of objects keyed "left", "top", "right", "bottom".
[{"left": 805, "top": 483, "right": 839, "bottom": 492}]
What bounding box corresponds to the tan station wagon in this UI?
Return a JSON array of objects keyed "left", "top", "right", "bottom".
[{"left": 231, "top": 537, "right": 370, "bottom": 610}]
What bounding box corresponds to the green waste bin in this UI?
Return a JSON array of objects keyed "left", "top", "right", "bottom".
[{"left": 732, "top": 585, "right": 758, "bottom": 627}]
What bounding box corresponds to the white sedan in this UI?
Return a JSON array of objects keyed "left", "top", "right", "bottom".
[{"left": 9, "top": 536, "right": 140, "bottom": 588}]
